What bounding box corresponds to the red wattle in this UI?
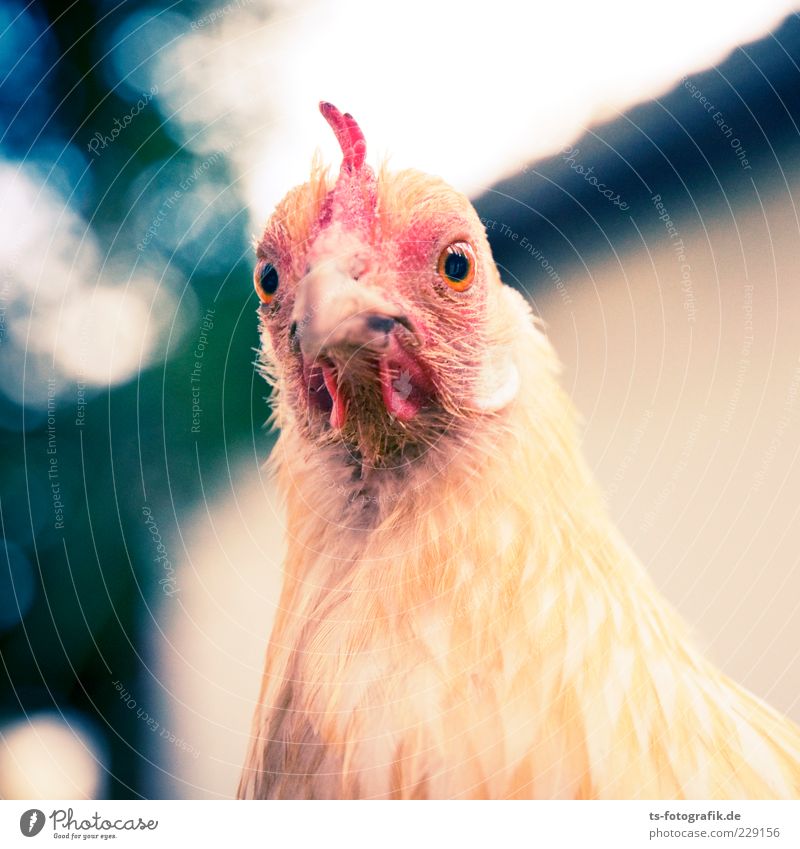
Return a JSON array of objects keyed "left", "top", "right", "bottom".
[{"left": 322, "top": 365, "right": 347, "bottom": 429}]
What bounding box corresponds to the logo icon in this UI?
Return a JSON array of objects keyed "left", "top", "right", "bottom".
[
  {"left": 19, "top": 809, "right": 46, "bottom": 837},
  {"left": 393, "top": 370, "right": 413, "bottom": 401}
]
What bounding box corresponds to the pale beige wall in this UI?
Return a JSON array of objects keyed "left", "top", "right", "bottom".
[{"left": 535, "top": 160, "right": 800, "bottom": 728}]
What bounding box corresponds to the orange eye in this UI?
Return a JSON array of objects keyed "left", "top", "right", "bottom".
[
  {"left": 254, "top": 262, "right": 279, "bottom": 303},
  {"left": 437, "top": 241, "right": 476, "bottom": 292}
]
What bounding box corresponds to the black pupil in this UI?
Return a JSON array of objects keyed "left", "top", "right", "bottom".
[
  {"left": 444, "top": 250, "right": 470, "bottom": 281},
  {"left": 260, "top": 264, "right": 279, "bottom": 295}
]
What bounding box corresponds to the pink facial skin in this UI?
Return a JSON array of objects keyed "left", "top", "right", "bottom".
[{"left": 254, "top": 103, "right": 499, "bottom": 460}]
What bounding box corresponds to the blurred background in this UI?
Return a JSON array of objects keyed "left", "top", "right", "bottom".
[{"left": 1, "top": 0, "right": 799, "bottom": 799}]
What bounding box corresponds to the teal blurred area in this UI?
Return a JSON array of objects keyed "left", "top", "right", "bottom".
[
  {"left": 0, "top": 0, "right": 269, "bottom": 799},
  {"left": 1, "top": 0, "right": 800, "bottom": 800}
]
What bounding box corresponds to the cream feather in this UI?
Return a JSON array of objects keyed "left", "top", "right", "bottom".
[{"left": 240, "top": 273, "right": 800, "bottom": 799}]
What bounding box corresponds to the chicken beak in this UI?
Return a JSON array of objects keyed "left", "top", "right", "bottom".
[{"left": 291, "top": 265, "right": 406, "bottom": 362}]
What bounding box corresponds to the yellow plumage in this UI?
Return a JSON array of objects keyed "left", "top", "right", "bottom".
[{"left": 239, "top": 112, "right": 800, "bottom": 799}]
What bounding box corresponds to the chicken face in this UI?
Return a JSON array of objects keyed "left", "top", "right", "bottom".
[{"left": 255, "top": 103, "right": 520, "bottom": 467}]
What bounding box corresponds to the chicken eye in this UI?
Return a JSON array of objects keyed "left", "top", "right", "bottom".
[
  {"left": 255, "top": 262, "right": 279, "bottom": 303},
  {"left": 437, "top": 241, "right": 476, "bottom": 292}
]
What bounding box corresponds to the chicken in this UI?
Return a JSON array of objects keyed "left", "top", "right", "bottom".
[{"left": 238, "top": 102, "right": 800, "bottom": 800}]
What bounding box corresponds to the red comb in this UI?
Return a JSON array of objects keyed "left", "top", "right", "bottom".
[
  {"left": 316, "top": 101, "right": 376, "bottom": 234},
  {"left": 319, "top": 101, "right": 367, "bottom": 171}
]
